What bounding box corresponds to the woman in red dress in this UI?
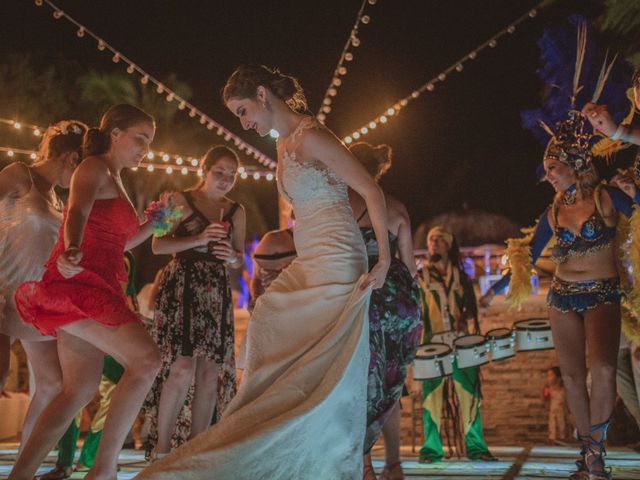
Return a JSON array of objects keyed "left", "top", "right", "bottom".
[{"left": 10, "top": 104, "right": 161, "bottom": 480}]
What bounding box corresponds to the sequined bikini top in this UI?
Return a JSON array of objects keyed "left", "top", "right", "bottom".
[{"left": 550, "top": 202, "right": 615, "bottom": 264}]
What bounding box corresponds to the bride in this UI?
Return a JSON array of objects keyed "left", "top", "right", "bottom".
[{"left": 136, "top": 65, "right": 390, "bottom": 479}]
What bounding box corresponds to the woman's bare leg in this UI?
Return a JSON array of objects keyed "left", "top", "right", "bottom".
[
  {"left": 0, "top": 333, "right": 10, "bottom": 392},
  {"left": 584, "top": 303, "right": 620, "bottom": 427},
  {"left": 154, "top": 355, "right": 196, "bottom": 454},
  {"left": 59, "top": 320, "right": 161, "bottom": 479},
  {"left": 381, "top": 401, "right": 401, "bottom": 466},
  {"left": 190, "top": 357, "right": 219, "bottom": 438},
  {"left": 8, "top": 330, "right": 103, "bottom": 480},
  {"left": 548, "top": 308, "right": 589, "bottom": 435},
  {"left": 582, "top": 303, "right": 620, "bottom": 475},
  {"left": 18, "top": 339, "right": 62, "bottom": 452}
]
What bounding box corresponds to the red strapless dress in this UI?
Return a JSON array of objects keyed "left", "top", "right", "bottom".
[{"left": 15, "top": 197, "right": 140, "bottom": 336}]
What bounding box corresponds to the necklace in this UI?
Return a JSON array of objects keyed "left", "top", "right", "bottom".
[{"left": 561, "top": 184, "right": 578, "bottom": 206}]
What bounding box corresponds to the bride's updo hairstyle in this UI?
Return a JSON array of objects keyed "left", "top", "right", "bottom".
[{"left": 222, "top": 65, "right": 308, "bottom": 113}]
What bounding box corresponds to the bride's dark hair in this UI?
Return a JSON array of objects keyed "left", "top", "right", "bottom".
[{"left": 222, "top": 65, "right": 307, "bottom": 113}]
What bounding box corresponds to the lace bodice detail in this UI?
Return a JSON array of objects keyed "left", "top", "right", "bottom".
[{"left": 277, "top": 117, "right": 350, "bottom": 218}]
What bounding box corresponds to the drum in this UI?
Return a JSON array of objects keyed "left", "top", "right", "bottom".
[
  {"left": 453, "top": 334, "right": 489, "bottom": 369},
  {"left": 486, "top": 327, "right": 516, "bottom": 362},
  {"left": 514, "top": 318, "right": 554, "bottom": 351},
  {"left": 431, "top": 330, "right": 457, "bottom": 347},
  {"left": 413, "top": 343, "right": 454, "bottom": 380}
]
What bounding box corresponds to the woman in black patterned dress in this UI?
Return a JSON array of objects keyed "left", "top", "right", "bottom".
[{"left": 145, "top": 146, "right": 246, "bottom": 460}]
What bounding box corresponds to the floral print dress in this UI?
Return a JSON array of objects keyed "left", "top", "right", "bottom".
[
  {"left": 144, "top": 191, "right": 238, "bottom": 457},
  {"left": 361, "top": 228, "right": 422, "bottom": 452}
]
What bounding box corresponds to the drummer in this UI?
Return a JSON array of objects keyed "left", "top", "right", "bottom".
[{"left": 416, "top": 226, "right": 497, "bottom": 463}]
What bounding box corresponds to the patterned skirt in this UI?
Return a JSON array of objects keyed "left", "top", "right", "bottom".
[
  {"left": 144, "top": 255, "right": 236, "bottom": 457},
  {"left": 365, "top": 257, "right": 422, "bottom": 452}
]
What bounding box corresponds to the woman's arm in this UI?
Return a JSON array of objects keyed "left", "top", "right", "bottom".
[
  {"left": 211, "top": 204, "right": 246, "bottom": 268},
  {"left": 603, "top": 182, "right": 640, "bottom": 217},
  {"left": 301, "top": 128, "right": 390, "bottom": 289},
  {"left": 394, "top": 200, "right": 417, "bottom": 277},
  {"left": 64, "top": 158, "right": 106, "bottom": 249},
  {"left": 151, "top": 193, "right": 226, "bottom": 255},
  {"left": 481, "top": 208, "right": 553, "bottom": 303},
  {"left": 582, "top": 103, "right": 640, "bottom": 145},
  {"left": 126, "top": 221, "right": 153, "bottom": 251},
  {"left": 0, "top": 163, "right": 30, "bottom": 202},
  {"left": 56, "top": 158, "right": 106, "bottom": 278}
]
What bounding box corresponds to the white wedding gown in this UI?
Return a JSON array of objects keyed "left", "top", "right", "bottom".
[{"left": 137, "top": 117, "right": 371, "bottom": 479}]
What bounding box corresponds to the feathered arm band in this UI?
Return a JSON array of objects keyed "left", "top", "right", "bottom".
[{"left": 505, "top": 237, "right": 533, "bottom": 311}]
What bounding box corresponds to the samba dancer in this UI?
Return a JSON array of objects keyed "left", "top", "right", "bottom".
[{"left": 480, "top": 111, "right": 640, "bottom": 479}]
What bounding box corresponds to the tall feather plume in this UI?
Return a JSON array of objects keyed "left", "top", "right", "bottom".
[
  {"left": 538, "top": 119, "right": 555, "bottom": 137},
  {"left": 571, "top": 21, "right": 587, "bottom": 106},
  {"left": 592, "top": 51, "right": 619, "bottom": 103}
]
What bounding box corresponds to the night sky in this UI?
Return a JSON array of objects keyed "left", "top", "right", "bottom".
[{"left": 2, "top": 0, "right": 607, "bottom": 232}]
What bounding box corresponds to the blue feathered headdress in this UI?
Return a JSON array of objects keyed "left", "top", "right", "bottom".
[{"left": 521, "top": 15, "right": 633, "bottom": 150}]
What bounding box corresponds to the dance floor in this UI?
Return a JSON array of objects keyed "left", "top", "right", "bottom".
[{"left": 0, "top": 444, "right": 639, "bottom": 479}]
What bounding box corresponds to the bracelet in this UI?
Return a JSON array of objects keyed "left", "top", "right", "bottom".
[
  {"left": 621, "top": 126, "right": 634, "bottom": 144},
  {"left": 611, "top": 124, "right": 628, "bottom": 141}
]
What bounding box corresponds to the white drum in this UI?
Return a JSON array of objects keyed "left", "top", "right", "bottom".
[
  {"left": 413, "top": 343, "right": 454, "bottom": 380},
  {"left": 453, "top": 334, "right": 489, "bottom": 369},
  {"left": 486, "top": 327, "right": 516, "bottom": 362},
  {"left": 431, "top": 330, "right": 457, "bottom": 347},
  {"left": 514, "top": 318, "right": 554, "bottom": 351}
]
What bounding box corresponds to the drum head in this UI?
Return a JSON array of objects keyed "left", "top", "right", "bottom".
[
  {"left": 453, "top": 334, "right": 486, "bottom": 349},
  {"left": 486, "top": 328, "right": 512, "bottom": 339},
  {"left": 514, "top": 318, "right": 550, "bottom": 331},
  {"left": 416, "top": 343, "right": 451, "bottom": 359}
]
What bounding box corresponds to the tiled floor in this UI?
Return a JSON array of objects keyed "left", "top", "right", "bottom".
[{"left": 1, "top": 444, "right": 639, "bottom": 479}]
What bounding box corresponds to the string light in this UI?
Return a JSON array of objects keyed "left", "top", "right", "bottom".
[
  {"left": 316, "top": 0, "right": 375, "bottom": 122},
  {"left": 341, "top": 2, "right": 544, "bottom": 141},
  {"left": 0, "top": 118, "right": 277, "bottom": 180},
  {"left": 34, "top": 0, "right": 276, "bottom": 170},
  {"left": 0, "top": 147, "right": 30, "bottom": 158},
  {"left": 0, "top": 118, "right": 45, "bottom": 135}
]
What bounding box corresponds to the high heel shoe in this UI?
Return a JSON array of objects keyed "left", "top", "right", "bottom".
[{"left": 570, "top": 418, "right": 613, "bottom": 480}]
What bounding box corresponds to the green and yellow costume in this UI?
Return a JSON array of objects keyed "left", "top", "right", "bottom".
[{"left": 418, "top": 260, "right": 491, "bottom": 462}]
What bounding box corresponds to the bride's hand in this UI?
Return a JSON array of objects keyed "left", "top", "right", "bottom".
[{"left": 362, "top": 259, "right": 389, "bottom": 290}]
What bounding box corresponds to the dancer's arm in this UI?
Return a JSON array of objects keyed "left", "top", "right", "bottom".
[
  {"left": 57, "top": 157, "right": 107, "bottom": 278},
  {"left": 601, "top": 184, "right": 640, "bottom": 217},
  {"left": 302, "top": 128, "right": 390, "bottom": 289},
  {"left": 582, "top": 103, "right": 640, "bottom": 145},
  {"left": 151, "top": 193, "right": 227, "bottom": 255},
  {"left": 393, "top": 199, "right": 417, "bottom": 277},
  {"left": 126, "top": 221, "right": 153, "bottom": 250},
  {"left": 479, "top": 209, "right": 553, "bottom": 306}
]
